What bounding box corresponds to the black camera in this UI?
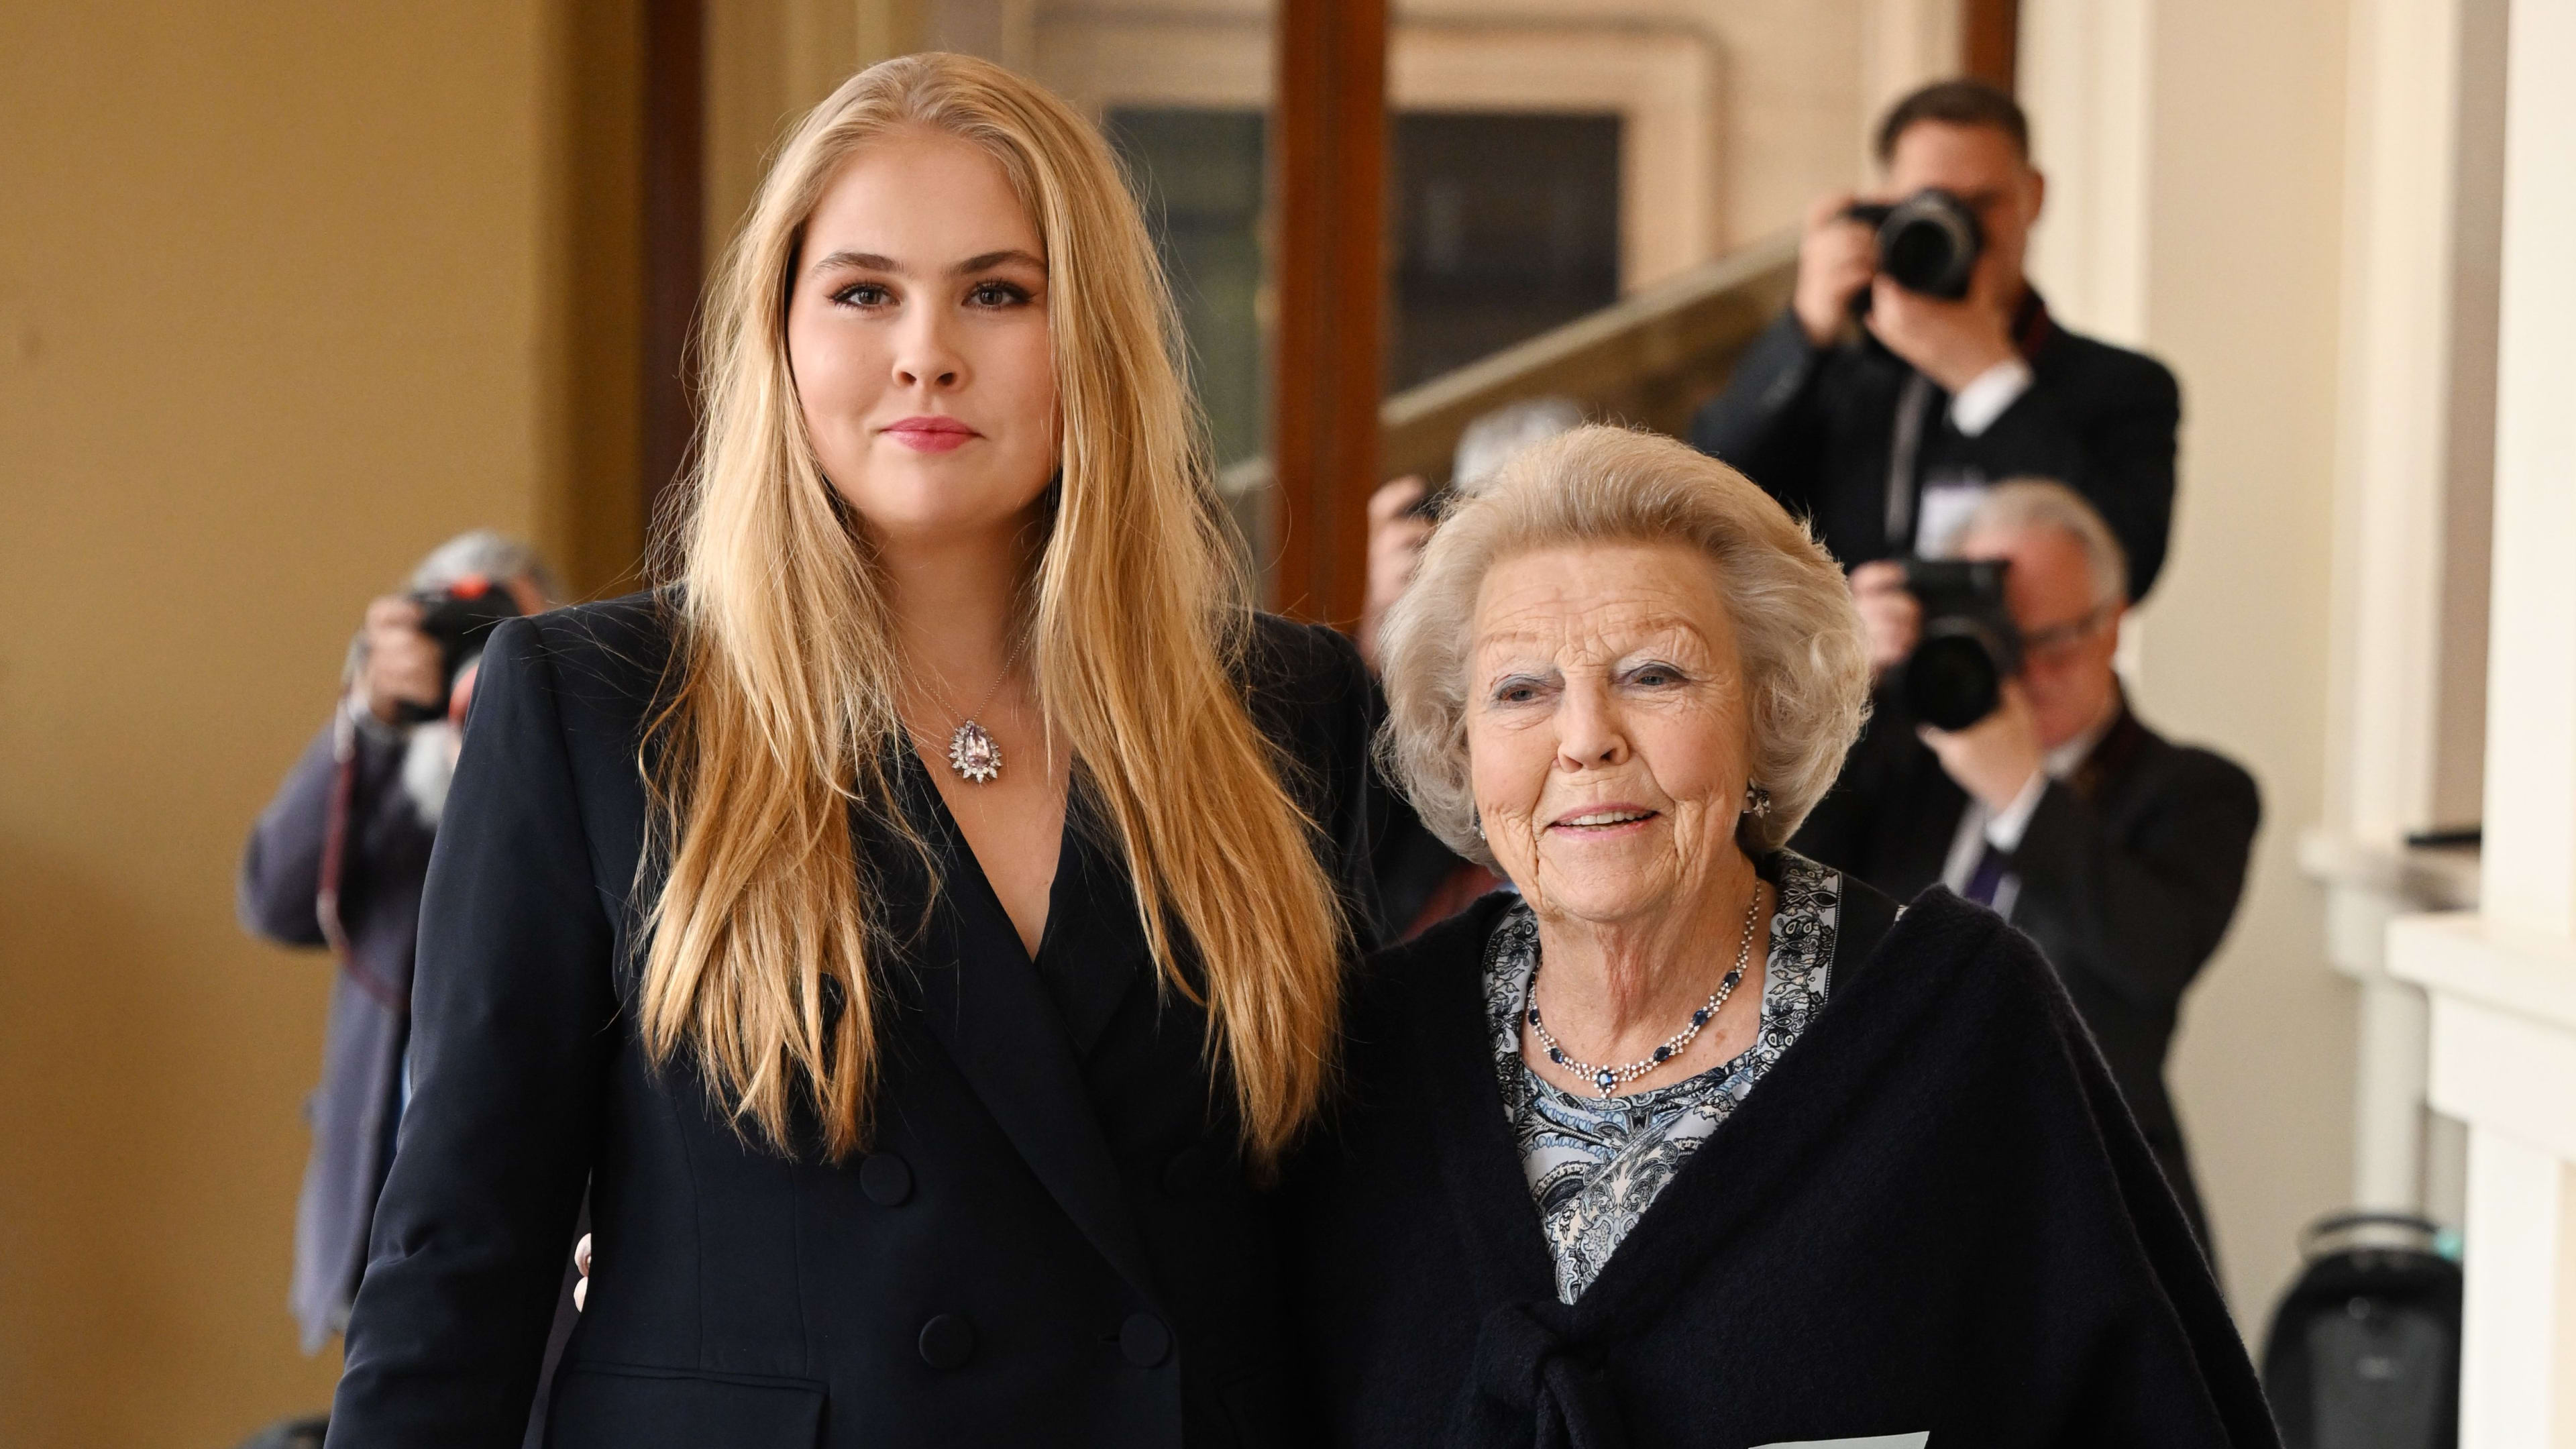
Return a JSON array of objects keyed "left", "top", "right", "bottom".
[
  {"left": 1845, "top": 189, "right": 1985, "bottom": 300},
  {"left": 396, "top": 576, "right": 524, "bottom": 724},
  {"left": 1894, "top": 557, "right": 2021, "bottom": 731}
]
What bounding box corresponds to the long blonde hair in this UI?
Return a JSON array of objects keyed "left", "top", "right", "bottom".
[{"left": 641, "top": 54, "right": 1346, "bottom": 1167}]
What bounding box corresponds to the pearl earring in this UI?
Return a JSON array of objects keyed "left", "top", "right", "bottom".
[{"left": 1743, "top": 784, "right": 1773, "bottom": 817}]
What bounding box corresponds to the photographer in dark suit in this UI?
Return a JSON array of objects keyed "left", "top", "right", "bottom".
[
  {"left": 1693, "top": 80, "right": 2181, "bottom": 600},
  {"left": 1793, "top": 482, "right": 2256, "bottom": 1255}
]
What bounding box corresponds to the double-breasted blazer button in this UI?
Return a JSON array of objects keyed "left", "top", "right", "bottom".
[
  {"left": 918, "top": 1312, "right": 976, "bottom": 1369},
  {"left": 1119, "top": 1312, "right": 1173, "bottom": 1368},
  {"left": 861, "top": 1152, "right": 914, "bottom": 1206}
]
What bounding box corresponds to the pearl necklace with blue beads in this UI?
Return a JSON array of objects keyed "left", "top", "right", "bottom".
[{"left": 1525, "top": 883, "right": 1765, "bottom": 1097}]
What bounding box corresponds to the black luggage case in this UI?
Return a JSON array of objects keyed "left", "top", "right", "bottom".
[{"left": 2261, "top": 1212, "right": 2462, "bottom": 1449}]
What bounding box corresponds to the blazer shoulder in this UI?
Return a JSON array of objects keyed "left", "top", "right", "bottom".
[
  {"left": 2168, "top": 742, "right": 2262, "bottom": 823},
  {"left": 2037, "top": 324, "right": 2181, "bottom": 407},
  {"left": 1239, "top": 612, "right": 1376, "bottom": 776},
  {"left": 2121, "top": 714, "right": 2261, "bottom": 816},
  {"left": 1351, "top": 892, "right": 1514, "bottom": 1017},
  {"left": 1872, "top": 887, "right": 2067, "bottom": 1020},
  {"left": 513, "top": 592, "right": 678, "bottom": 726},
  {"left": 523, "top": 590, "right": 676, "bottom": 674},
  {"left": 1243, "top": 611, "right": 1368, "bottom": 696}
]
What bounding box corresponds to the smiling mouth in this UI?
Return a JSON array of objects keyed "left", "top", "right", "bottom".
[
  {"left": 883, "top": 418, "right": 978, "bottom": 453},
  {"left": 1551, "top": 808, "right": 1660, "bottom": 831}
]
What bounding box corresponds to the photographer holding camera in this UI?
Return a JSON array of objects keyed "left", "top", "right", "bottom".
[
  {"left": 237, "top": 530, "right": 551, "bottom": 1354},
  {"left": 1793, "top": 482, "right": 2256, "bottom": 1257},
  {"left": 1693, "top": 79, "right": 2180, "bottom": 600}
]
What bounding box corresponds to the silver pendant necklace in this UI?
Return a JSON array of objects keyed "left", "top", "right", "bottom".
[
  {"left": 927, "top": 635, "right": 1029, "bottom": 785},
  {"left": 1525, "top": 881, "right": 1766, "bottom": 1097}
]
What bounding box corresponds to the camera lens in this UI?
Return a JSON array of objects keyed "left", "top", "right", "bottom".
[
  {"left": 1901, "top": 626, "right": 2006, "bottom": 731},
  {"left": 1873, "top": 191, "right": 1983, "bottom": 300}
]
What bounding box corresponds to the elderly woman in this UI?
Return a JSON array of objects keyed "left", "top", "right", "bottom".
[{"left": 1289, "top": 427, "right": 2275, "bottom": 1448}]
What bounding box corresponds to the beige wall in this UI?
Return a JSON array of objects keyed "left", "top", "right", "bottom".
[
  {"left": 1019, "top": 0, "right": 1880, "bottom": 271},
  {"left": 0, "top": 4, "right": 639, "bottom": 1445},
  {"left": 2025, "top": 0, "right": 2357, "bottom": 1319},
  {"left": 1385, "top": 0, "right": 1874, "bottom": 252}
]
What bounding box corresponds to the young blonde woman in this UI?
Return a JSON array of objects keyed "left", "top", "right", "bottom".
[{"left": 326, "top": 55, "right": 1376, "bottom": 1449}]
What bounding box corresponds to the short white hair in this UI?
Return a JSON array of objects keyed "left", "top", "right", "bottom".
[
  {"left": 1451, "top": 396, "right": 1585, "bottom": 490},
  {"left": 409, "top": 529, "right": 557, "bottom": 600},
  {"left": 1376, "top": 425, "right": 1870, "bottom": 862},
  {"left": 1959, "top": 480, "right": 2128, "bottom": 606}
]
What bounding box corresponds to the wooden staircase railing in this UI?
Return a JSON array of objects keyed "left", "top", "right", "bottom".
[{"left": 1220, "top": 231, "right": 1799, "bottom": 600}]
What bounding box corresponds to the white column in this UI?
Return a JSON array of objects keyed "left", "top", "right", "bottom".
[
  {"left": 2355, "top": 977, "right": 2432, "bottom": 1205},
  {"left": 2391, "top": 1, "right": 2576, "bottom": 1442},
  {"left": 2326, "top": 0, "right": 2469, "bottom": 843},
  {"left": 2479, "top": 0, "right": 2576, "bottom": 943},
  {"left": 2459, "top": 1132, "right": 2568, "bottom": 1446},
  {"left": 2303, "top": 0, "right": 2511, "bottom": 1220}
]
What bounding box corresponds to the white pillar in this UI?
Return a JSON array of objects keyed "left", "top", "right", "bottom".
[
  {"left": 2355, "top": 977, "right": 2432, "bottom": 1205},
  {"left": 2304, "top": 0, "right": 2509, "bottom": 1221},
  {"left": 2327, "top": 0, "right": 2471, "bottom": 843},
  {"left": 2459, "top": 1130, "right": 2568, "bottom": 1447},
  {"left": 2479, "top": 0, "right": 2576, "bottom": 943},
  {"left": 2392, "top": 1, "right": 2576, "bottom": 1442}
]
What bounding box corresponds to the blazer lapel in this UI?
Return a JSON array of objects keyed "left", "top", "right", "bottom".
[{"left": 890, "top": 760, "right": 1160, "bottom": 1300}]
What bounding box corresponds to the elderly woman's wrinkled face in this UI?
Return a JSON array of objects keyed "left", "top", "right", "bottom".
[{"left": 1467, "top": 541, "right": 1754, "bottom": 925}]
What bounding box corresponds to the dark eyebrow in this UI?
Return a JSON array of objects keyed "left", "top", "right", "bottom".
[{"left": 806, "top": 248, "right": 1046, "bottom": 279}]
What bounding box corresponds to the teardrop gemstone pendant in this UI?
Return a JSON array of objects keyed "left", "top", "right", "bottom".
[{"left": 947, "top": 719, "right": 1003, "bottom": 784}]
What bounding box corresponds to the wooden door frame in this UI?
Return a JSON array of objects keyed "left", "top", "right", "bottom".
[
  {"left": 1966, "top": 0, "right": 2021, "bottom": 93},
  {"left": 1269, "top": 0, "right": 1387, "bottom": 629},
  {"left": 641, "top": 0, "right": 706, "bottom": 548}
]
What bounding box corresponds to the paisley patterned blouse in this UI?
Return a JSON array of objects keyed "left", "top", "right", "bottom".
[{"left": 1484, "top": 853, "right": 1843, "bottom": 1303}]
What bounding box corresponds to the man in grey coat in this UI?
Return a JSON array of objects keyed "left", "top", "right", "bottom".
[{"left": 238, "top": 531, "right": 550, "bottom": 1352}]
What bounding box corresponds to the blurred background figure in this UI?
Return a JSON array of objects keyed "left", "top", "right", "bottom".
[
  {"left": 1692, "top": 80, "right": 2179, "bottom": 599},
  {"left": 1362, "top": 396, "right": 1583, "bottom": 937},
  {"left": 1360, "top": 394, "right": 1584, "bottom": 668},
  {"left": 1792, "top": 481, "right": 2256, "bottom": 1253},
  {"left": 237, "top": 531, "right": 553, "bottom": 1354}
]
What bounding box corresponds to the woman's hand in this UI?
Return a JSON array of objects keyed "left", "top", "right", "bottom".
[{"left": 571, "top": 1232, "right": 591, "bottom": 1311}]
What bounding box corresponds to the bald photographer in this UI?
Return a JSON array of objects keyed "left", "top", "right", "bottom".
[
  {"left": 1693, "top": 80, "right": 2180, "bottom": 599},
  {"left": 1792, "top": 482, "right": 2257, "bottom": 1255}
]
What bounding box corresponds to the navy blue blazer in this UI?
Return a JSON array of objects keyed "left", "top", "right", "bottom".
[{"left": 326, "top": 594, "right": 1383, "bottom": 1449}]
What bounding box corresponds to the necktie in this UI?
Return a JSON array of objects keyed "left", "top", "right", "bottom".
[{"left": 1962, "top": 843, "right": 2010, "bottom": 906}]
